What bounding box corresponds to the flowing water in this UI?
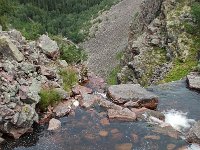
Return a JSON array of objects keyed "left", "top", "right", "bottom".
[{"left": 1, "top": 80, "right": 200, "bottom": 150}]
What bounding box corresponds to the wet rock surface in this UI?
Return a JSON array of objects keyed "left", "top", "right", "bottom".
[
  {"left": 187, "top": 72, "right": 200, "bottom": 91},
  {"left": 186, "top": 121, "right": 200, "bottom": 144},
  {"left": 108, "top": 84, "right": 158, "bottom": 109},
  {"left": 47, "top": 118, "right": 61, "bottom": 131},
  {"left": 108, "top": 108, "right": 136, "bottom": 121}
]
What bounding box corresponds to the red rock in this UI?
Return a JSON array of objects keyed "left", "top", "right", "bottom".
[
  {"left": 111, "top": 129, "right": 120, "bottom": 134},
  {"left": 144, "top": 135, "right": 160, "bottom": 140},
  {"left": 153, "top": 126, "right": 179, "bottom": 139},
  {"left": 18, "top": 85, "right": 29, "bottom": 100},
  {"left": 108, "top": 108, "right": 136, "bottom": 121},
  {"left": 167, "top": 144, "right": 176, "bottom": 150},
  {"left": 39, "top": 66, "right": 56, "bottom": 79},
  {"left": 80, "top": 94, "right": 99, "bottom": 108},
  {"left": 99, "top": 130, "right": 109, "bottom": 137},
  {"left": 9, "top": 127, "right": 30, "bottom": 139},
  {"left": 84, "top": 133, "right": 95, "bottom": 140},
  {"left": 100, "top": 118, "right": 110, "bottom": 126},
  {"left": 85, "top": 72, "right": 106, "bottom": 93},
  {"left": 72, "top": 85, "right": 93, "bottom": 95},
  {"left": 111, "top": 128, "right": 123, "bottom": 140},
  {"left": 53, "top": 101, "right": 72, "bottom": 117},
  {"left": 98, "top": 98, "right": 123, "bottom": 110},
  {"left": 115, "top": 143, "right": 133, "bottom": 150},
  {"left": 131, "top": 133, "right": 138, "bottom": 143},
  {"left": 112, "top": 132, "right": 123, "bottom": 140},
  {"left": 98, "top": 112, "right": 107, "bottom": 117},
  {"left": 131, "top": 108, "right": 165, "bottom": 120}
]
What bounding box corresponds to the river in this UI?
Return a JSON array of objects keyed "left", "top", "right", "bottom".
[{"left": 2, "top": 80, "right": 200, "bottom": 150}]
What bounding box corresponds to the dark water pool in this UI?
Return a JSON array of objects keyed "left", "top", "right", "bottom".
[{"left": 1, "top": 80, "right": 200, "bottom": 150}]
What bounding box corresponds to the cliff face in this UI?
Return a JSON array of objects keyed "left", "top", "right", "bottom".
[{"left": 119, "top": 0, "right": 198, "bottom": 86}]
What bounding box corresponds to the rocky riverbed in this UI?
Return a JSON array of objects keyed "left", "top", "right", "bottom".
[
  {"left": 1, "top": 79, "right": 200, "bottom": 150},
  {"left": 1, "top": 0, "right": 200, "bottom": 149}
]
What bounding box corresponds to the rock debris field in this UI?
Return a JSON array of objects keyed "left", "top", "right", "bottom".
[{"left": 81, "top": 0, "right": 141, "bottom": 78}]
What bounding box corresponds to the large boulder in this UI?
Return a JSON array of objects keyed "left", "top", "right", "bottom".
[
  {"left": 187, "top": 72, "right": 200, "bottom": 91},
  {"left": 37, "top": 35, "right": 59, "bottom": 59},
  {"left": 186, "top": 121, "right": 200, "bottom": 144},
  {"left": 108, "top": 84, "right": 158, "bottom": 109},
  {"left": 0, "top": 36, "right": 24, "bottom": 62}
]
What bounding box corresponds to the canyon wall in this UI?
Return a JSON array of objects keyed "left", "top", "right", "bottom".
[{"left": 119, "top": 0, "right": 196, "bottom": 86}]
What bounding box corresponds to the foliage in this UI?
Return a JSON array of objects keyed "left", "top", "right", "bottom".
[
  {"left": 60, "top": 45, "right": 87, "bottom": 64},
  {"left": 51, "top": 35, "right": 87, "bottom": 64},
  {"left": 161, "top": 37, "right": 199, "bottom": 83},
  {"left": 0, "top": 0, "right": 13, "bottom": 30},
  {"left": 59, "top": 67, "right": 78, "bottom": 91},
  {"left": 116, "top": 51, "right": 123, "bottom": 60},
  {"left": 8, "top": 0, "right": 118, "bottom": 42},
  {"left": 38, "top": 88, "right": 62, "bottom": 111},
  {"left": 107, "top": 65, "right": 121, "bottom": 85}
]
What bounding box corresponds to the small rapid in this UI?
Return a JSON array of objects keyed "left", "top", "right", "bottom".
[{"left": 163, "top": 109, "right": 196, "bottom": 133}]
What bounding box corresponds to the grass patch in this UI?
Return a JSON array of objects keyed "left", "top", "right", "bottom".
[
  {"left": 107, "top": 65, "right": 121, "bottom": 85},
  {"left": 116, "top": 51, "right": 123, "bottom": 60},
  {"left": 60, "top": 45, "right": 87, "bottom": 64},
  {"left": 161, "top": 37, "right": 199, "bottom": 83},
  {"left": 59, "top": 67, "right": 78, "bottom": 92},
  {"left": 38, "top": 88, "right": 62, "bottom": 112},
  {"left": 52, "top": 35, "right": 87, "bottom": 64}
]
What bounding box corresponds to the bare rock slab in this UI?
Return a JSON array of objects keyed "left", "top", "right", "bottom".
[
  {"left": 108, "top": 108, "right": 136, "bottom": 121},
  {"left": 0, "top": 36, "right": 24, "bottom": 62},
  {"left": 108, "top": 84, "right": 158, "bottom": 109},
  {"left": 187, "top": 72, "right": 200, "bottom": 91}
]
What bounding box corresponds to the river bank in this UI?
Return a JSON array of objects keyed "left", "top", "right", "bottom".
[{"left": 1, "top": 79, "right": 200, "bottom": 150}]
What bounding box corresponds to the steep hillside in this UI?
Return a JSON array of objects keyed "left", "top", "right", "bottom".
[
  {"left": 118, "top": 0, "right": 200, "bottom": 86},
  {"left": 2, "top": 0, "right": 119, "bottom": 43},
  {"left": 81, "top": 0, "right": 141, "bottom": 80}
]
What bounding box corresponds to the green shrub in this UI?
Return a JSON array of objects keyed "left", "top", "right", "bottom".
[
  {"left": 60, "top": 45, "right": 87, "bottom": 64},
  {"left": 38, "top": 89, "right": 62, "bottom": 111},
  {"left": 107, "top": 65, "right": 121, "bottom": 85},
  {"left": 59, "top": 67, "right": 78, "bottom": 91}
]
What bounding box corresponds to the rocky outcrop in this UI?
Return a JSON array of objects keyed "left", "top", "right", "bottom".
[
  {"left": 108, "top": 84, "right": 158, "bottom": 109},
  {"left": 119, "top": 0, "right": 195, "bottom": 86},
  {"left": 186, "top": 121, "right": 200, "bottom": 144},
  {"left": 0, "top": 29, "right": 68, "bottom": 139},
  {"left": 187, "top": 72, "right": 200, "bottom": 90}
]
